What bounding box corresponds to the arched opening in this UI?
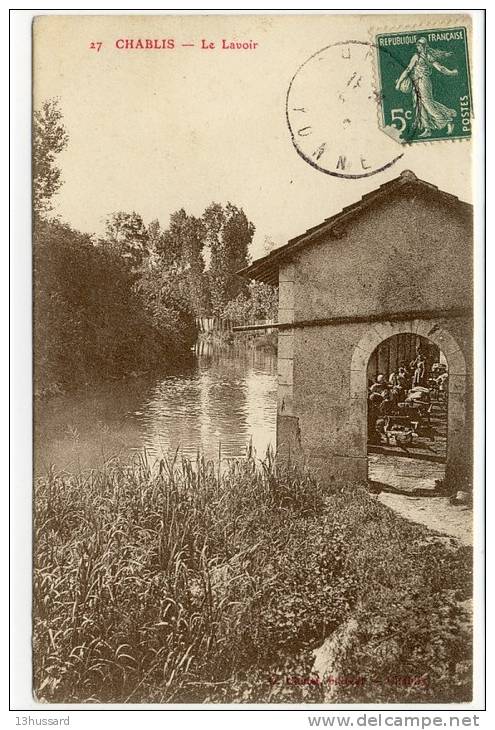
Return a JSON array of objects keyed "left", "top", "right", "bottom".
[
  {"left": 366, "top": 333, "right": 448, "bottom": 492},
  {"left": 350, "top": 319, "right": 467, "bottom": 493}
]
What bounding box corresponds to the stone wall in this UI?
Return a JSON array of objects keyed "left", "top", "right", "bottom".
[
  {"left": 278, "top": 316, "right": 471, "bottom": 488},
  {"left": 293, "top": 190, "right": 472, "bottom": 321},
  {"left": 276, "top": 189, "right": 473, "bottom": 489}
]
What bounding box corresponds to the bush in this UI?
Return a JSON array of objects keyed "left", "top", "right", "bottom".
[
  {"left": 221, "top": 281, "right": 278, "bottom": 324},
  {"left": 34, "top": 219, "right": 196, "bottom": 395}
]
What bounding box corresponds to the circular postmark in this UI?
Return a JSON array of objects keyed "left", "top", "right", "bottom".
[{"left": 286, "top": 40, "right": 406, "bottom": 179}]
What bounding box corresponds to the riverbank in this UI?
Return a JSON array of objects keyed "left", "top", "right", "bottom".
[
  {"left": 198, "top": 329, "right": 278, "bottom": 354},
  {"left": 34, "top": 344, "right": 277, "bottom": 474},
  {"left": 36, "top": 333, "right": 277, "bottom": 401},
  {"left": 33, "top": 453, "right": 472, "bottom": 704},
  {"left": 34, "top": 348, "right": 198, "bottom": 400}
]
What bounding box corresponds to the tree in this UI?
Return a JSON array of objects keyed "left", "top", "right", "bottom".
[
  {"left": 32, "top": 102, "right": 197, "bottom": 395},
  {"left": 104, "top": 211, "right": 150, "bottom": 269},
  {"left": 221, "top": 281, "right": 278, "bottom": 324},
  {"left": 158, "top": 209, "right": 209, "bottom": 315},
  {"left": 33, "top": 98, "right": 69, "bottom": 217},
  {"left": 34, "top": 216, "right": 197, "bottom": 394},
  {"left": 203, "top": 203, "right": 254, "bottom": 315},
  {"left": 134, "top": 265, "right": 197, "bottom": 353},
  {"left": 146, "top": 218, "right": 163, "bottom": 268}
]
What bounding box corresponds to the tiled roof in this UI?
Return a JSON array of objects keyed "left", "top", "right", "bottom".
[{"left": 238, "top": 170, "right": 472, "bottom": 286}]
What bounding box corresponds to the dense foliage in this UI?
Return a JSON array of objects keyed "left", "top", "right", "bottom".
[
  {"left": 204, "top": 202, "right": 255, "bottom": 315},
  {"left": 222, "top": 280, "right": 278, "bottom": 324},
  {"left": 34, "top": 99, "right": 276, "bottom": 393},
  {"left": 33, "top": 99, "right": 69, "bottom": 216},
  {"left": 33, "top": 455, "right": 472, "bottom": 704},
  {"left": 34, "top": 218, "right": 197, "bottom": 395}
]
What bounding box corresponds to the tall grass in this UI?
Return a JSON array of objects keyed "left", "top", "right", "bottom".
[
  {"left": 33, "top": 451, "right": 472, "bottom": 704},
  {"left": 34, "top": 451, "right": 331, "bottom": 703}
]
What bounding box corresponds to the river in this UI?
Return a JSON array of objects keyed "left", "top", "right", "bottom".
[{"left": 34, "top": 342, "right": 278, "bottom": 475}]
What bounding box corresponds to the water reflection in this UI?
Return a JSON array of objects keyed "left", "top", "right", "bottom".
[{"left": 34, "top": 343, "right": 277, "bottom": 474}]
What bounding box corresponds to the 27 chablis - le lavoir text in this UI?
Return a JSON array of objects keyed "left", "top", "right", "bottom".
[{"left": 114, "top": 38, "right": 259, "bottom": 50}]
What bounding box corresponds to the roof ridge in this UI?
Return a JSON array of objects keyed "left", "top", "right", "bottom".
[{"left": 238, "top": 171, "right": 471, "bottom": 284}]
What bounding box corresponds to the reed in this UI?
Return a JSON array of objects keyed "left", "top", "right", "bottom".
[{"left": 33, "top": 451, "right": 472, "bottom": 704}]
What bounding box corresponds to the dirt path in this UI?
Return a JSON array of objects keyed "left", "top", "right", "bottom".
[
  {"left": 376, "top": 492, "right": 472, "bottom": 546},
  {"left": 368, "top": 454, "right": 472, "bottom": 546}
]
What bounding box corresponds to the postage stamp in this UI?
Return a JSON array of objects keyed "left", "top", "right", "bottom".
[{"left": 375, "top": 27, "right": 472, "bottom": 144}]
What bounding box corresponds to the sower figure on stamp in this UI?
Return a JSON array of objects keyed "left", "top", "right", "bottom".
[{"left": 395, "top": 37, "right": 459, "bottom": 138}]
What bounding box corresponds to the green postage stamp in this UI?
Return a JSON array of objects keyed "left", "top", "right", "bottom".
[{"left": 375, "top": 27, "right": 472, "bottom": 144}]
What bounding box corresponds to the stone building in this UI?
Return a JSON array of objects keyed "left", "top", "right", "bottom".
[{"left": 239, "top": 170, "right": 473, "bottom": 489}]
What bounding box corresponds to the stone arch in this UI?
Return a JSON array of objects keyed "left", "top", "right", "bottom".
[{"left": 350, "top": 318, "right": 468, "bottom": 488}]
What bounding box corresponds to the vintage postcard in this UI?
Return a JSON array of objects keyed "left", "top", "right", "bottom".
[{"left": 31, "top": 13, "right": 481, "bottom": 707}]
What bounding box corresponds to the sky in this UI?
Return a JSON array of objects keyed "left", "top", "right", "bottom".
[{"left": 34, "top": 13, "right": 474, "bottom": 260}]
